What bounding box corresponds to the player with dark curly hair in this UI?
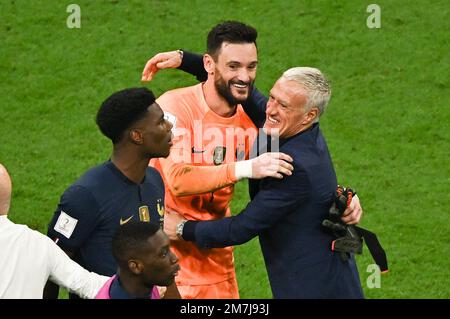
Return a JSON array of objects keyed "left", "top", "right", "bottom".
[{"left": 44, "top": 87, "right": 178, "bottom": 299}]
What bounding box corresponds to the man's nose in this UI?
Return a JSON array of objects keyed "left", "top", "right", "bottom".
[
  {"left": 167, "top": 120, "right": 173, "bottom": 131},
  {"left": 170, "top": 251, "right": 179, "bottom": 264},
  {"left": 237, "top": 68, "right": 251, "bottom": 83},
  {"left": 266, "top": 101, "right": 277, "bottom": 115}
]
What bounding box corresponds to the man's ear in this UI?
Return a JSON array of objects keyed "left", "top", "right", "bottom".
[
  {"left": 129, "top": 129, "right": 143, "bottom": 145},
  {"left": 128, "top": 259, "right": 143, "bottom": 275},
  {"left": 302, "top": 107, "right": 319, "bottom": 125},
  {"left": 203, "top": 54, "right": 215, "bottom": 74}
]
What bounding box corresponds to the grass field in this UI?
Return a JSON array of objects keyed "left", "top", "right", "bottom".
[{"left": 0, "top": 0, "right": 449, "bottom": 298}]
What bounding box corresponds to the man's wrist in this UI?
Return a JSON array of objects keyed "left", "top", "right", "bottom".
[
  {"left": 177, "top": 51, "right": 208, "bottom": 82},
  {"left": 179, "top": 220, "right": 198, "bottom": 242},
  {"left": 176, "top": 49, "right": 184, "bottom": 62},
  {"left": 176, "top": 220, "right": 188, "bottom": 239}
]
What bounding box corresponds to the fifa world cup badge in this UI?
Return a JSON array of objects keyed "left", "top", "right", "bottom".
[{"left": 139, "top": 205, "right": 150, "bottom": 222}]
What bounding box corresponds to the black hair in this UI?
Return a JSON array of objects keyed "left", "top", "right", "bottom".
[
  {"left": 96, "top": 87, "right": 156, "bottom": 144},
  {"left": 206, "top": 20, "right": 257, "bottom": 59},
  {"left": 112, "top": 221, "right": 160, "bottom": 265}
]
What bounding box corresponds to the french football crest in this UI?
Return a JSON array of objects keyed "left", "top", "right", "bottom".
[
  {"left": 213, "top": 146, "right": 226, "bottom": 165},
  {"left": 157, "top": 199, "right": 165, "bottom": 228},
  {"left": 139, "top": 205, "right": 150, "bottom": 222},
  {"left": 157, "top": 199, "right": 165, "bottom": 217}
]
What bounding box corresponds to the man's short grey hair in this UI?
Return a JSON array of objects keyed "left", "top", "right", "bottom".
[{"left": 281, "top": 67, "right": 331, "bottom": 123}]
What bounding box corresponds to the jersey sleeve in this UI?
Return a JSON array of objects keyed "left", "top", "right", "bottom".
[
  {"left": 44, "top": 235, "right": 109, "bottom": 299},
  {"left": 47, "top": 185, "right": 100, "bottom": 251},
  {"left": 156, "top": 93, "right": 238, "bottom": 196},
  {"left": 178, "top": 51, "right": 207, "bottom": 82},
  {"left": 159, "top": 158, "right": 237, "bottom": 196}
]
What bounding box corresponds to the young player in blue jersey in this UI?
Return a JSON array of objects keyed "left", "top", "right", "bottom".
[
  {"left": 44, "top": 87, "right": 179, "bottom": 299},
  {"left": 96, "top": 221, "right": 180, "bottom": 299}
]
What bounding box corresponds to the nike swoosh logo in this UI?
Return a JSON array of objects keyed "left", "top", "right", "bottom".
[
  {"left": 191, "top": 147, "right": 205, "bottom": 154},
  {"left": 120, "top": 215, "right": 134, "bottom": 225}
]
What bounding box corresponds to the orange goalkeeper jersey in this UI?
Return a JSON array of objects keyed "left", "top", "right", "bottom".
[{"left": 151, "top": 83, "right": 257, "bottom": 286}]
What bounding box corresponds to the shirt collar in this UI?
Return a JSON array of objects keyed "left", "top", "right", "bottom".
[
  {"left": 105, "top": 160, "right": 143, "bottom": 185},
  {"left": 280, "top": 122, "right": 319, "bottom": 145},
  {"left": 253, "top": 123, "right": 319, "bottom": 157},
  {"left": 109, "top": 275, "right": 153, "bottom": 299}
]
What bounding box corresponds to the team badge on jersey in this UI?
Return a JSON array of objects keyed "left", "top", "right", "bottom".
[
  {"left": 157, "top": 199, "right": 165, "bottom": 228},
  {"left": 139, "top": 205, "right": 150, "bottom": 222},
  {"left": 157, "top": 199, "right": 165, "bottom": 217},
  {"left": 213, "top": 146, "right": 226, "bottom": 165}
]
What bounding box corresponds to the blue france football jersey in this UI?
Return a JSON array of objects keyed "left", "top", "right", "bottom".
[{"left": 47, "top": 161, "right": 165, "bottom": 276}]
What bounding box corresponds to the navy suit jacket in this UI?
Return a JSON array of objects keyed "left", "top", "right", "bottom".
[{"left": 180, "top": 52, "right": 363, "bottom": 298}]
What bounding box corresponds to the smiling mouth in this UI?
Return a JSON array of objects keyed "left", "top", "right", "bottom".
[
  {"left": 232, "top": 83, "right": 248, "bottom": 89},
  {"left": 267, "top": 116, "right": 279, "bottom": 125},
  {"left": 230, "top": 80, "right": 251, "bottom": 91}
]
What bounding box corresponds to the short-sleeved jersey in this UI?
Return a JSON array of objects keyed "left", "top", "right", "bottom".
[
  {"left": 47, "top": 161, "right": 165, "bottom": 277},
  {"left": 151, "top": 83, "right": 257, "bottom": 285}
]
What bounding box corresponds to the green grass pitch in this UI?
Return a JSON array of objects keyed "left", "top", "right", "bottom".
[{"left": 0, "top": 0, "right": 448, "bottom": 298}]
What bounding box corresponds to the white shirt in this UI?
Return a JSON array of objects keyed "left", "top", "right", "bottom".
[{"left": 0, "top": 215, "right": 109, "bottom": 299}]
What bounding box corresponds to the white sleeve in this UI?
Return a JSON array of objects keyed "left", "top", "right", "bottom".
[{"left": 45, "top": 236, "right": 110, "bottom": 299}]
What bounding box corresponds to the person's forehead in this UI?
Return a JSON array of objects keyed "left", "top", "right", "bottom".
[
  {"left": 147, "top": 229, "right": 169, "bottom": 250},
  {"left": 146, "top": 102, "right": 164, "bottom": 120},
  {"left": 148, "top": 102, "right": 162, "bottom": 114},
  {"left": 272, "top": 78, "right": 308, "bottom": 105},
  {"left": 218, "top": 42, "right": 258, "bottom": 61}
]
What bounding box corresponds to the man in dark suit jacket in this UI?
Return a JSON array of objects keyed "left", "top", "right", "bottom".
[{"left": 163, "top": 66, "right": 364, "bottom": 298}]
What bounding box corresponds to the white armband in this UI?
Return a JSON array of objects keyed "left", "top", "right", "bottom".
[{"left": 235, "top": 160, "right": 253, "bottom": 180}]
